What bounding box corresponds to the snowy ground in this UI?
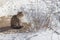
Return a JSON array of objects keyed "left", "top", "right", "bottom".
[
  {"left": 0, "top": 29, "right": 60, "bottom": 40},
  {"left": 0, "top": 0, "right": 60, "bottom": 40}
]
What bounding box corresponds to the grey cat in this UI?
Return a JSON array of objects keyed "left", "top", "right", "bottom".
[{"left": 11, "top": 12, "right": 23, "bottom": 29}]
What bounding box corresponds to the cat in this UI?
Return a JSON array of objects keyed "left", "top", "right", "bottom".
[{"left": 11, "top": 12, "right": 23, "bottom": 29}]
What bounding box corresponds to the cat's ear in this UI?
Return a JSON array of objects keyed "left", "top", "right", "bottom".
[
  {"left": 17, "top": 12, "right": 24, "bottom": 17},
  {"left": 17, "top": 12, "right": 22, "bottom": 15}
]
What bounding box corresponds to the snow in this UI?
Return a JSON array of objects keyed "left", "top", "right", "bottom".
[
  {"left": 0, "top": 0, "right": 60, "bottom": 40},
  {"left": 0, "top": 29, "right": 58, "bottom": 40}
]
